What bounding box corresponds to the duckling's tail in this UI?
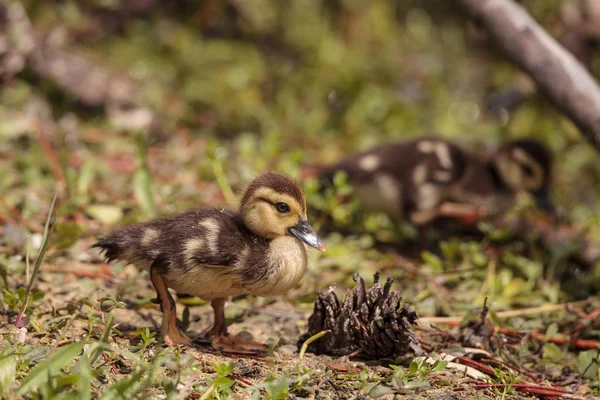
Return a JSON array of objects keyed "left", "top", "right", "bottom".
[
  {"left": 92, "top": 226, "right": 145, "bottom": 264},
  {"left": 92, "top": 236, "right": 123, "bottom": 263}
]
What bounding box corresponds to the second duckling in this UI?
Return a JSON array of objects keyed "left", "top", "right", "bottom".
[
  {"left": 94, "top": 172, "right": 325, "bottom": 353},
  {"left": 318, "top": 137, "right": 554, "bottom": 234}
]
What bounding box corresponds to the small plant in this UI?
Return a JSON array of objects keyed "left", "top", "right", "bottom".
[
  {"left": 491, "top": 363, "right": 523, "bottom": 400},
  {"left": 578, "top": 349, "right": 600, "bottom": 393},
  {"left": 2, "top": 287, "right": 44, "bottom": 315},
  {"left": 259, "top": 375, "right": 289, "bottom": 400},
  {"left": 200, "top": 361, "right": 235, "bottom": 400},
  {"left": 84, "top": 311, "right": 103, "bottom": 341},
  {"left": 368, "top": 354, "right": 448, "bottom": 397},
  {"left": 139, "top": 328, "right": 157, "bottom": 353}
]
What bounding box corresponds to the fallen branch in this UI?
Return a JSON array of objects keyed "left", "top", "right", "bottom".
[{"left": 454, "top": 0, "right": 600, "bottom": 152}]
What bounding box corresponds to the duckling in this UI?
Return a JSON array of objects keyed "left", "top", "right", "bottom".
[
  {"left": 93, "top": 172, "right": 325, "bottom": 353},
  {"left": 318, "top": 137, "right": 554, "bottom": 237}
]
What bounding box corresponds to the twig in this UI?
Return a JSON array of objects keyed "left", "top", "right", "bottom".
[
  {"left": 497, "top": 328, "right": 600, "bottom": 350},
  {"left": 44, "top": 266, "right": 113, "bottom": 280},
  {"left": 456, "top": 381, "right": 581, "bottom": 398},
  {"left": 419, "top": 301, "right": 589, "bottom": 325},
  {"left": 229, "top": 374, "right": 254, "bottom": 387},
  {"left": 455, "top": 356, "right": 496, "bottom": 376},
  {"left": 328, "top": 365, "right": 363, "bottom": 373}
]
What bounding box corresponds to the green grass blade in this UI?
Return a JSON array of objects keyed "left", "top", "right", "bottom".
[
  {"left": 89, "top": 315, "right": 114, "bottom": 365},
  {"left": 299, "top": 330, "right": 330, "bottom": 360},
  {"left": 77, "top": 353, "right": 92, "bottom": 400},
  {"left": 98, "top": 370, "right": 146, "bottom": 400},
  {"left": 15, "top": 193, "right": 58, "bottom": 327},
  {"left": 16, "top": 341, "right": 85, "bottom": 397},
  {"left": 0, "top": 346, "right": 17, "bottom": 395}
]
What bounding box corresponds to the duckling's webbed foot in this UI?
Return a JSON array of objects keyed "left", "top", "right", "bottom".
[
  {"left": 207, "top": 297, "right": 268, "bottom": 355},
  {"left": 150, "top": 257, "right": 191, "bottom": 347}
]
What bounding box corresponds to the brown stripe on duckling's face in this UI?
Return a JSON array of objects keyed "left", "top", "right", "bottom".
[
  {"left": 240, "top": 173, "right": 326, "bottom": 251},
  {"left": 493, "top": 139, "right": 555, "bottom": 213}
]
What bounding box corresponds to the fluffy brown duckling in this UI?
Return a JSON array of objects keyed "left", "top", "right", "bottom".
[
  {"left": 94, "top": 172, "right": 325, "bottom": 353},
  {"left": 318, "top": 137, "right": 554, "bottom": 236}
]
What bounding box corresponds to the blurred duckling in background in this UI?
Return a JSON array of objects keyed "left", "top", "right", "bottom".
[
  {"left": 318, "top": 138, "right": 554, "bottom": 241},
  {"left": 94, "top": 172, "right": 325, "bottom": 353}
]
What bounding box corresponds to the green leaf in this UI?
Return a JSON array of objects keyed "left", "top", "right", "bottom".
[
  {"left": 368, "top": 384, "right": 394, "bottom": 398},
  {"left": 212, "top": 361, "right": 234, "bottom": 377},
  {"left": 421, "top": 252, "right": 443, "bottom": 270},
  {"left": 53, "top": 222, "right": 84, "bottom": 250},
  {"left": 403, "top": 379, "right": 431, "bottom": 391},
  {"left": 30, "top": 290, "right": 45, "bottom": 303},
  {"left": 577, "top": 350, "right": 599, "bottom": 379},
  {"left": 431, "top": 360, "right": 448, "bottom": 373},
  {"left": 77, "top": 353, "right": 92, "bottom": 400},
  {"left": 22, "top": 346, "right": 51, "bottom": 362},
  {"left": 99, "top": 369, "right": 145, "bottom": 399},
  {"left": 542, "top": 343, "right": 564, "bottom": 362},
  {"left": 213, "top": 376, "right": 234, "bottom": 391},
  {"left": 264, "top": 376, "right": 289, "bottom": 400},
  {"left": 545, "top": 323, "right": 559, "bottom": 340},
  {"left": 445, "top": 345, "right": 466, "bottom": 357},
  {"left": 408, "top": 357, "right": 424, "bottom": 375},
  {"left": 16, "top": 341, "right": 86, "bottom": 396},
  {"left": 0, "top": 346, "right": 17, "bottom": 395},
  {"left": 86, "top": 205, "right": 123, "bottom": 225}
]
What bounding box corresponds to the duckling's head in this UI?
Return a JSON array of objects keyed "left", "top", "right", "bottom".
[
  {"left": 493, "top": 139, "right": 555, "bottom": 213},
  {"left": 240, "top": 172, "right": 326, "bottom": 251}
]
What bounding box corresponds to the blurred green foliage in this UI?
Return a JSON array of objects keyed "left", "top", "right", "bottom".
[{"left": 1, "top": 1, "right": 600, "bottom": 396}]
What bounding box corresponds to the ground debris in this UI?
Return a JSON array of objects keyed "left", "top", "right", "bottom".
[
  {"left": 458, "top": 297, "right": 499, "bottom": 352},
  {"left": 299, "top": 272, "right": 423, "bottom": 359}
]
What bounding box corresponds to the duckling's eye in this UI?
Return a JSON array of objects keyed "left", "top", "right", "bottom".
[
  {"left": 275, "top": 202, "right": 290, "bottom": 213},
  {"left": 521, "top": 164, "right": 534, "bottom": 176}
]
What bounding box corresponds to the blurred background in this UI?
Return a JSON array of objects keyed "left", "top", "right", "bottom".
[{"left": 2, "top": 0, "right": 600, "bottom": 315}]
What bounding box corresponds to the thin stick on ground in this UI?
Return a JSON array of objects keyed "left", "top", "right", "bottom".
[{"left": 419, "top": 300, "right": 590, "bottom": 325}]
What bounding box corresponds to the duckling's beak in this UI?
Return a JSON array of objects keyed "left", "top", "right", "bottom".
[
  {"left": 289, "top": 219, "right": 326, "bottom": 252},
  {"left": 533, "top": 185, "right": 556, "bottom": 215}
]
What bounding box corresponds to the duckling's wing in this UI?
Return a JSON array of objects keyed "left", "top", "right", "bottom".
[{"left": 94, "top": 209, "right": 268, "bottom": 275}]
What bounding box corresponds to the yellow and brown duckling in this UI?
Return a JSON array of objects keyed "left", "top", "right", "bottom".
[
  {"left": 94, "top": 172, "right": 325, "bottom": 353},
  {"left": 318, "top": 137, "right": 554, "bottom": 233}
]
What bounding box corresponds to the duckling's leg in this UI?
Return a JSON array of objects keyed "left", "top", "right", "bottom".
[
  {"left": 149, "top": 259, "right": 191, "bottom": 347},
  {"left": 209, "top": 297, "right": 269, "bottom": 355}
]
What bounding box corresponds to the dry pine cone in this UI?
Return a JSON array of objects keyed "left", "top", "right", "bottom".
[{"left": 299, "top": 272, "right": 423, "bottom": 359}]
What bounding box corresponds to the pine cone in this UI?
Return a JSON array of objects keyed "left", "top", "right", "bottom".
[{"left": 299, "top": 272, "right": 423, "bottom": 359}]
